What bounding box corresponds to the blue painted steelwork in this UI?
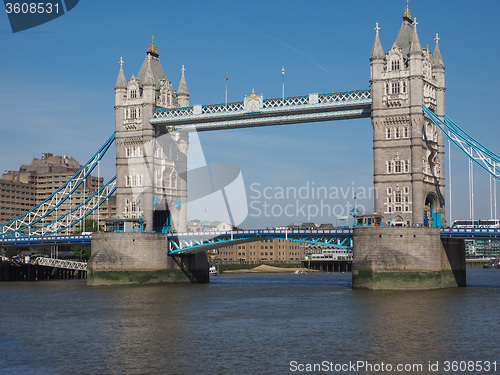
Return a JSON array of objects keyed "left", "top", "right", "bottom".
[
  {"left": 0, "top": 234, "right": 92, "bottom": 247},
  {"left": 167, "top": 229, "right": 353, "bottom": 255},
  {"left": 0, "top": 134, "right": 116, "bottom": 236},
  {"left": 2, "top": 228, "right": 498, "bottom": 249},
  {"left": 25, "top": 177, "right": 117, "bottom": 237},
  {"left": 423, "top": 105, "right": 500, "bottom": 180},
  {"left": 168, "top": 227, "right": 500, "bottom": 255},
  {"left": 151, "top": 89, "right": 372, "bottom": 131}
]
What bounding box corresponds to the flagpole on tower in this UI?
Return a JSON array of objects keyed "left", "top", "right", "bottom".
[
  {"left": 282, "top": 66, "right": 285, "bottom": 102},
  {"left": 225, "top": 73, "right": 228, "bottom": 107}
]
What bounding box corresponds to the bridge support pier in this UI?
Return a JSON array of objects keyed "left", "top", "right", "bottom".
[
  {"left": 352, "top": 227, "right": 465, "bottom": 290},
  {"left": 87, "top": 232, "right": 209, "bottom": 285}
]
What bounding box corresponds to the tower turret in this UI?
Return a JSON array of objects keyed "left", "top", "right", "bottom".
[
  {"left": 115, "top": 57, "right": 127, "bottom": 106},
  {"left": 177, "top": 65, "right": 190, "bottom": 108}
]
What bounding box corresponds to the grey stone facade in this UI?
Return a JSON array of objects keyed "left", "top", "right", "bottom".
[
  {"left": 114, "top": 38, "right": 189, "bottom": 232},
  {"left": 370, "top": 8, "right": 445, "bottom": 226}
]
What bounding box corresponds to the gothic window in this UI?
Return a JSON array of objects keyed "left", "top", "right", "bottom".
[
  {"left": 395, "top": 127, "right": 400, "bottom": 139},
  {"left": 394, "top": 160, "right": 402, "bottom": 173},
  {"left": 395, "top": 192, "right": 402, "bottom": 203},
  {"left": 387, "top": 187, "right": 392, "bottom": 195},
  {"left": 131, "top": 89, "right": 137, "bottom": 99},
  {"left": 387, "top": 196, "right": 392, "bottom": 204},
  {"left": 386, "top": 127, "right": 391, "bottom": 139},
  {"left": 391, "top": 60, "right": 400, "bottom": 71},
  {"left": 388, "top": 206, "right": 392, "bottom": 213},
  {"left": 125, "top": 147, "right": 130, "bottom": 157},
  {"left": 404, "top": 160, "right": 410, "bottom": 173},
  {"left": 125, "top": 176, "right": 130, "bottom": 187},
  {"left": 131, "top": 108, "right": 137, "bottom": 119},
  {"left": 403, "top": 127, "right": 409, "bottom": 138},
  {"left": 403, "top": 81, "right": 407, "bottom": 93},
  {"left": 395, "top": 205, "right": 402, "bottom": 212},
  {"left": 391, "top": 82, "right": 400, "bottom": 94},
  {"left": 387, "top": 161, "right": 392, "bottom": 174},
  {"left": 138, "top": 175, "right": 143, "bottom": 186},
  {"left": 404, "top": 186, "right": 409, "bottom": 194}
]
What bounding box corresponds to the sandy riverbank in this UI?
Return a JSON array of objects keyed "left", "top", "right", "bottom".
[{"left": 223, "top": 264, "right": 314, "bottom": 274}]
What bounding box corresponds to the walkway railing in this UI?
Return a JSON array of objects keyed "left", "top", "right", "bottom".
[{"left": 34, "top": 257, "right": 87, "bottom": 271}]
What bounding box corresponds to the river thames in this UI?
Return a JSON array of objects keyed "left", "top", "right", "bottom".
[{"left": 0, "top": 268, "right": 499, "bottom": 374}]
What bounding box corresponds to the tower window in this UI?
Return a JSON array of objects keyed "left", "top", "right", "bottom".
[
  {"left": 394, "top": 160, "right": 402, "bottom": 173},
  {"left": 391, "top": 82, "right": 400, "bottom": 94},
  {"left": 130, "top": 89, "right": 137, "bottom": 99},
  {"left": 391, "top": 60, "right": 400, "bottom": 71},
  {"left": 395, "top": 192, "right": 402, "bottom": 203},
  {"left": 403, "top": 127, "right": 409, "bottom": 138},
  {"left": 395, "top": 127, "right": 400, "bottom": 139},
  {"left": 386, "top": 127, "right": 392, "bottom": 139}
]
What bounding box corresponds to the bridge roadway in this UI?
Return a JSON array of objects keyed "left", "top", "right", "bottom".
[{"left": 1, "top": 228, "right": 499, "bottom": 252}]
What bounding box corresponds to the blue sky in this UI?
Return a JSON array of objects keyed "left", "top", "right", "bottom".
[{"left": 1, "top": 0, "right": 499, "bottom": 228}]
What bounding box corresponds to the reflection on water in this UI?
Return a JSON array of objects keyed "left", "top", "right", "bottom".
[{"left": 0, "top": 269, "right": 499, "bottom": 374}]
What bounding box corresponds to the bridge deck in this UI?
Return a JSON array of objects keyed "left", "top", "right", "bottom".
[{"left": 1, "top": 228, "right": 498, "bottom": 248}]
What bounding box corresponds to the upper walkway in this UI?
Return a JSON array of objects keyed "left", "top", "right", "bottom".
[{"left": 151, "top": 89, "right": 372, "bottom": 131}]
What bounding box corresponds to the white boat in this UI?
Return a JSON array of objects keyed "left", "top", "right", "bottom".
[
  {"left": 293, "top": 270, "right": 306, "bottom": 274},
  {"left": 209, "top": 265, "right": 218, "bottom": 276}
]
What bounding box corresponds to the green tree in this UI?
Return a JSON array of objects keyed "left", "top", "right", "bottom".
[{"left": 72, "top": 218, "right": 103, "bottom": 260}]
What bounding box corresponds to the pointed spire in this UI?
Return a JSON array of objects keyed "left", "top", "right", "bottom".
[
  {"left": 403, "top": 0, "right": 411, "bottom": 22},
  {"left": 370, "top": 23, "right": 385, "bottom": 61},
  {"left": 409, "top": 17, "right": 422, "bottom": 55},
  {"left": 115, "top": 57, "right": 127, "bottom": 90},
  {"left": 178, "top": 65, "right": 189, "bottom": 95},
  {"left": 147, "top": 35, "right": 159, "bottom": 58},
  {"left": 432, "top": 33, "right": 445, "bottom": 69},
  {"left": 143, "top": 55, "right": 154, "bottom": 86},
  {"left": 177, "top": 65, "right": 190, "bottom": 107}
]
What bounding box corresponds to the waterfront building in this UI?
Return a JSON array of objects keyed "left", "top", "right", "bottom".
[
  {"left": 465, "top": 239, "right": 500, "bottom": 258},
  {"left": 0, "top": 153, "right": 115, "bottom": 231},
  {"left": 0, "top": 179, "right": 36, "bottom": 225},
  {"left": 215, "top": 238, "right": 304, "bottom": 263}
]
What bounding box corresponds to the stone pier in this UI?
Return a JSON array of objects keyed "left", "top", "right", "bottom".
[
  {"left": 352, "top": 227, "right": 465, "bottom": 290},
  {"left": 88, "top": 232, "right": 209, "bottom": 286}
]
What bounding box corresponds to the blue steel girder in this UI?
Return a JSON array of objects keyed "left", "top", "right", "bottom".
[
  {"left": 167, "top": 229, "right": 353, "bottom": 255},
  {"left": 151, "top": 89, "right": 372, "bottom": 132},
  {"left": 423, "top": 104, "right": 500, "bottom": 180}
]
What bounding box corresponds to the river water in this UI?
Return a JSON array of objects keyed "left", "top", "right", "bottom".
[{"left": 0, "top": 268, "right": 499, "bottom": 375}]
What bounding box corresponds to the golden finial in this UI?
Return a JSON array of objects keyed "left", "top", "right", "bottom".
[
  {"left": 404, "top": 0, "right": 411, "bottom": 20},
  {"left": 148, "top": 35, "right": 158, "bottom": 55},
  {"left": 250, "top": 88, "right": 256, "bottom": 99}
]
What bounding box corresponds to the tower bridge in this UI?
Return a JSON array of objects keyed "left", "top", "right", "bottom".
[{"left": 2, "top": 2, "right": 499, "bottom": 289}]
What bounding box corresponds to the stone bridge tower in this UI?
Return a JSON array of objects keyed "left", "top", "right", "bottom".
[
  {"left": 114, "top": 38, "right": 189, "bottom": 232},
  {"left": 370, "top": 3, "right": 445, "bottom": 227}
]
